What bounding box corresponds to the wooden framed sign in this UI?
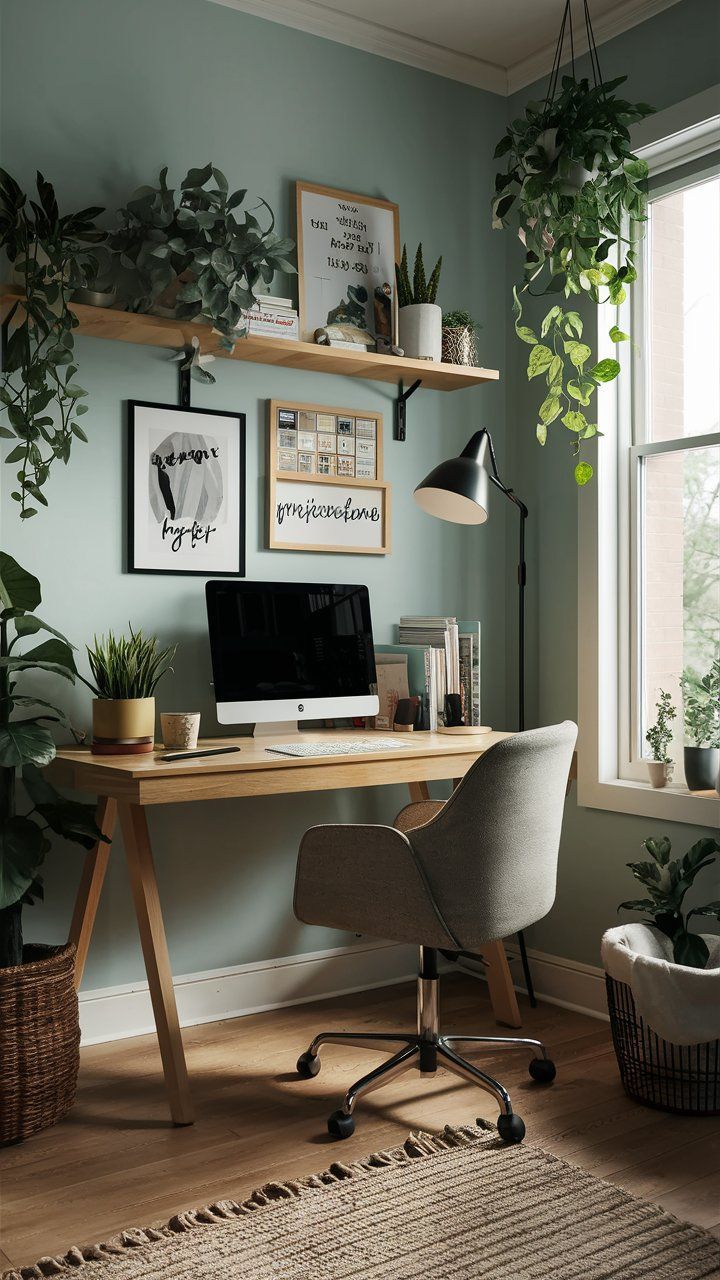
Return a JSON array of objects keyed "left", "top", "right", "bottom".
[
  {"left": 267, "top": 399, "right": 390, "bottom": 555},
  {"left": 295, "top": 182, "right": 400, "bottom": 348}
]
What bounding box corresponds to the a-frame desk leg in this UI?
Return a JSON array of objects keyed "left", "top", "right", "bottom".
[
  {"left": 405, "top": 779, "right": 522, "bottom": 1029},
  {"left": 69, "top": 796, "right": 117, "bottom": 990},
  {"left": 118, "top": 802, "right": 194, "bottom": 1126}
]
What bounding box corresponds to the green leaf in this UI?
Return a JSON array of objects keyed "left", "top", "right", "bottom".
[
  {"left": 618, "top": 899, "right": 657, "bottom": 913},
  {"left": 0, "top": 722, "right": 56, "bottom": 768},
  {"left": 516, "top": 325, "right": 538, "bottom": 345},
  {"left": 22, "top": 764, "right": 105, "bottom": 850},
  {"left": 609, "top": 325, "right": 630, "bottom": 343},
  {"left": 575, "top": 461, "right": 594, "bottom": 486},
  {"left": 547, "top": 355, "right": 563, "bottom": 385},
  {"left": 538, "top": 393, "right": 562, "bottom": 425},
  {"left": 688, "top": 901, "right": 720, "bottom": 921},
  {"left": 536, "top": 423, "right": 547, "bottom": 445},
  {"left": 565, "top": 340, "right": 592, "bottom": 370},
  {"left": 527, "top": 345, "right": 554, "bottom": 378},
  {"left": 673, "top": 930, "right": 710, "bottom": 969},
  {"left": 13, "top": 615, "right": 72, "bottom": 646},
  {"left": 20, "top": 638, "right": 77, "bottom": 675},
  {"left": 567, "top": 379, "right": 595, "bottom": 406},
  {"left": 0, "top": 816, "right": 50, "bottom": 911},
  {"left": 0, "top": 552, "right": 41, "bottom": 612},
  {"left": 562, "top": 411, "right": 587, "bottom": 433},
  {"left": 564, "top": 312, "right": 583, "bottom": 338},
  {"left": 540, "top": 305, "right": 562, "bottom": 338},
  {"left": 624, "top": 157, "right": 649, "bottom": 182},
  {"left": 589, "top": 358, "right": 621, "bottom": 382},
  {"left": 7, "top": 695, "right": 73, "bottom": 728}
]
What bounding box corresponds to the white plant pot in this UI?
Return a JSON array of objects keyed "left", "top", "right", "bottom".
[
  {"left": 398, "top": 304, "right": 442, "bottom": 362},
  {"left": 647, "top": 760, "right": 673, "bottom": 789}
]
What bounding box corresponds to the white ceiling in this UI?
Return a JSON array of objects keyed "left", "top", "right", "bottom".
[{"left": 208, "top": 0, "right": 681, "bottom": 95}]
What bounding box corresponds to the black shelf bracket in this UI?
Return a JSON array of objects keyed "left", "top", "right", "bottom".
[
  {"left": 394, "top": 377, "right": 422, "bottom": 442},
  {"left": 179, "top": 346, "right": 193, "bottom": 409}
]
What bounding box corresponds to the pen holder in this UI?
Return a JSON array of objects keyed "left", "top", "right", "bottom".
[{"left": 161, "top": 712, "right": 201, "bottom": 751}]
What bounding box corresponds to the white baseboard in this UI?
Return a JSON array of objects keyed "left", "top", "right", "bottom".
[
  {"left": 79, "top": 940, "right": 418, "bottom": 1046},
  {"left": 461, "top": 944, "right": 608, "bottom": 1022}
]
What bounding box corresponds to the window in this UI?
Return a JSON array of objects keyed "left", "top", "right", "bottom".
[
  {"left": 624, "top": 171, "right": 720, "bottom": 782},
  {"left": 578, "top": 93, "right": 720, "bottom": 825}
]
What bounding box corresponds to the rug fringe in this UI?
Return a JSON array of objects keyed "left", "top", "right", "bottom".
[{"left": 3, "top": 1123, "right": 493, "bottom": 1279}]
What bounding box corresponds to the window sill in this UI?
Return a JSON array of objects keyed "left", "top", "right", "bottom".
[{"left": 577, "top": 775, "right": 720, "bottom": 826}]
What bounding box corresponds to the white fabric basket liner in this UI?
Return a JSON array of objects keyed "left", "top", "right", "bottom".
[{"left": 601, "top": 923, "right": 720, "bottom": 1046}]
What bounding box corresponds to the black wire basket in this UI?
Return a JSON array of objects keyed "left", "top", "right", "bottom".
[{"left": 606, "top": 975, "right": 720, "bottom": 1115}]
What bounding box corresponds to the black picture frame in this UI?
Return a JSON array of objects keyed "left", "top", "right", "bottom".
[{"left": 127, "top": 400, "right": 246, "bottom": 577}]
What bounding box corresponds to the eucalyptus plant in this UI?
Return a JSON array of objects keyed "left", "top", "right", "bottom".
[
  {"left": 492, "top": 75, "right": 654, "bottom": 484},
  {"left": 0, "top": 170, "right": 105, "bottom": 517},
  {"left": 619, "top": 835, "right": 720, "bottom": 968},
  {"left": 680, "top": 658, "right": 720, "bottom": 748},
  {"left": 82, "top": 628, "right": 176, "bottom": 701},
  {"left": 395, "top": 243, "right": 442, "bottom": 307},
  {"left": 645, "top": 690, "right": 676, "bottom": 765},
  {"left": 0, "top": 552, "right": 103, "bottom": 970},
  {"left": 109, "top": 164, "right": 295, "bottom": 375}
]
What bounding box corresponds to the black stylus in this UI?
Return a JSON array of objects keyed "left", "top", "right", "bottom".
[{"left": 160, "top": 746, "right": 242, "bottom": 762}]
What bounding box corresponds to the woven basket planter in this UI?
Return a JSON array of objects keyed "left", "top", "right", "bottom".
[
  {"left": 0, "top": 943, "right": 80, "bottom": 1145},
  {"left": 606, "top": 974, "right": 720, "bottom": 1115},
  {"left": 441, "top": 325, "right": 478, "bottom": 366}
]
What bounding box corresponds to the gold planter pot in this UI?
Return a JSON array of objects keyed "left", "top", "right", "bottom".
[{"left": 92, "top": 697, "right": 156, "bottom": 755}]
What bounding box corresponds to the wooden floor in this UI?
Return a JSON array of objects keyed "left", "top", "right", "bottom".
[{"left": 1, "top": 973, "right": 718, "bottom": 1269}]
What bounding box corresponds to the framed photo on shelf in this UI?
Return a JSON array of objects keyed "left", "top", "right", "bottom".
[
  {"left": 128, "top": 401, "right": 245, "bottom": 576},
  {"left": 295, "top": 181, "right": 400, "bottom": 348},
  {"left": 266, "top": 398, "right": 389, "bottom": 555}
]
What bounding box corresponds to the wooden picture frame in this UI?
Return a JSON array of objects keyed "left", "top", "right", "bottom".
[
  {"left": 295, "top": 181, "right": 400, "bottom": 347},
  {"left": 267, "top": 398, "right": 390, "bottom": 556},
  {"left": 128, "top": 400, "right": 246, "bottom": 577}
]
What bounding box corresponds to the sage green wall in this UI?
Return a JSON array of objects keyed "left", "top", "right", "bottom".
[
  {"left": 504, "top": 0, "right": 720, "bottom": 966},
  {"left": 0, "top": 0, "right": 509, "bottom": 989}
]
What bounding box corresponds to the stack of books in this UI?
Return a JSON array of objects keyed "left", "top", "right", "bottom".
[
  {"left": 241, "top": 295, "right": 299, "bottom": 341},
  {"left": 374, "top": 616, "right": 482, "bottom": 731}
]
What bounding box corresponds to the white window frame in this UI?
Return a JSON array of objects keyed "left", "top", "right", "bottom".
[{"left": 578, "top": 87, "right": 720, "bottom": 826}]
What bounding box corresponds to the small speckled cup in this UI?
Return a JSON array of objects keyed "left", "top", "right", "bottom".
[{"left": 160, "top": 712, "right": 201, "bottom": 751}]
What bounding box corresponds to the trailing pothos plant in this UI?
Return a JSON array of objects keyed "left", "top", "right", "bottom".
[
  {"left": 493, "top": 75, "right": 654, "bottom": 484},
  {"left": 619, "top": 835, "right": 720, "bottom": 969},
  {"left": 0, "top": 170, "right": 105, "bottom": 517},
  {"left": 109, "top": 164, "right": 295, "bottom": 379},
  {"left": 0, "top": 552, "right": 104, "bottom": 969}
]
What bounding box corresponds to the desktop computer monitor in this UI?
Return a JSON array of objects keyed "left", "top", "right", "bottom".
[{"left": 205, "top": 580, "right": 379, "bottom": 727}]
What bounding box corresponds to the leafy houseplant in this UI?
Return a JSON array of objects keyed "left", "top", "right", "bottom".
[
  {"left": 492, "top": 74, "right": 654, "bottom": 484},
  {"left": 395, "top": 243, "right": 443, "bottom": 361},
  {"left": 644, "top": 690, "right": 676, "bottom": 788},
  {"left": 109, "top": 164, "right": 295, "bottom": 379},
  {"left": 0, "top": 170, "right": 105, "bottom": 517},
  {"left": 619, "top": 835, "right": 720, "bottom": 968},
  {"left": 680, "top": 658, "right": 720, "bottom": 792},
  {"left": 0, "top": 552, "right": 103, "bottom": 970},
  {"left": 81, "top": 628, "right": 176, "bottom": 755},
  {"left": 441, "top": 309, "right": 481, "bottom": 366}
]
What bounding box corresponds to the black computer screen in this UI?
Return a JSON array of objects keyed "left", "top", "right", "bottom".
[{"left": 205, "top": 581, "right": 377, "bottom": 703}]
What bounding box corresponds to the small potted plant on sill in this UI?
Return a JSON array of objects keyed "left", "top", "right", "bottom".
[
  {"left": 644, "top": 690, "right": 676, "bottom": 788},
  {"left": 441, "top": 310, "right": 481, "bottom": 366},
  {"left": 81, "top": 628, "right": 176, "bottom": 755},
  {"left": 680, "top": 658, "right": 720, "bottom": 792},
  {"left": 602, "top": 835, "right": 720, "bottom": 1115},
  {"left": 395, "top": 243, "right": 442, "bottom": 361}
]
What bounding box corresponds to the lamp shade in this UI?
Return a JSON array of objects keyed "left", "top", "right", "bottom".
[{"left": 413, "top": 430, "right": 490, "bottom": 525}]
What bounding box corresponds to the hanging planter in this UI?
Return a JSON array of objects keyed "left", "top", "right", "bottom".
[{"left": 491, "top": 1, "right": 654, "bottom": 484}]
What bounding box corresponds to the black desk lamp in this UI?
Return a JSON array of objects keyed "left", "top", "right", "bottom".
[{"left": 414, "top": 427, "right": 536, "bottom": 1005}]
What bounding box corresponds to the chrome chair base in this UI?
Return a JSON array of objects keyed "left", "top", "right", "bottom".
[{"left": 296, "top": 948, "right": 555, "bottom": 1142}]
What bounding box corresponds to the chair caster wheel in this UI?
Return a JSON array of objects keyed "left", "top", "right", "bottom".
[
  {"left": 328, "top": 1109, "right": 355, "bottom": 1139},
  {"left": 496, "top": 1113, "right": 525, "bottom": 1144},
  {"left": 529, "top": 1056, "right": 556, "bottom": 1084},
  {"left": 296, "top": 1052, "right": 320, "bottom": 1079}
]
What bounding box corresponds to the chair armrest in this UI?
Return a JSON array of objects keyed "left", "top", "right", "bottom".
[
  {"left": 394, "top": 800, "right": 446, "bottom": 833},
  {"left": 294, "top": 823, "right": 452, "bottom": 948}
]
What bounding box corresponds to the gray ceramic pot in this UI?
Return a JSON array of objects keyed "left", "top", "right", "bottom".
[{"left": 684, "top": 745, "right": 720, "bottom": 792}]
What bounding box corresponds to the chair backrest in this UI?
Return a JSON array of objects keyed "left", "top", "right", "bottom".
[{"left": 408, "top": 721, "right": 577, "bottom": 950}]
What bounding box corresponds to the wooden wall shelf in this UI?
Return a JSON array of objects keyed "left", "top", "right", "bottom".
[{"left": 0, "top": 286, "right": 499, "bottom": 393}]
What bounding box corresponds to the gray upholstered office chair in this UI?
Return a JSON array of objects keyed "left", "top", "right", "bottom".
[{"left": 293, "top": 721, "right": 577, "bottom": 1143}]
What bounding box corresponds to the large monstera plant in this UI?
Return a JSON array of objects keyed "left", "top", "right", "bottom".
[
  {"left": 0, "top": 552, "right": 103, "bottom": 969},
  {"left": 493, "top": 74, "right": 653, "bottom": 484}
]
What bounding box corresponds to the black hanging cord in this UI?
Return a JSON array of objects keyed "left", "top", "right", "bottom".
[
  {"left": 583, "top": 0, "right": 603, "bottom": 87},
  {"left": 568, "top": 0, "right": 576, "bottom": 77},
  {"left": 545, "top": 0, "right": 604, "bottom": 111}
]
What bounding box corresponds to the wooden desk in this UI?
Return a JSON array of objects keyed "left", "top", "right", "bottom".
[{"left": 50, "top": 729, "right": 525, "bottom": 1125}]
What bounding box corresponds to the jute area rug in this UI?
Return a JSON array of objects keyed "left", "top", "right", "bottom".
[{"left": 6, "top": 1124, "right": 720, "bottom": 1280}]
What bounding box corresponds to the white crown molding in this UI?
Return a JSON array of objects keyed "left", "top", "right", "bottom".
[
  {"left": 207, "top": 0, "right": 508, "bottom": 95},
  {"left": 506, "top": 0, "right": 683, "bottom": 94},
  {"left": 634, "top": 84, "right": 720, "bottom": 173},
  {"left": 208, "top": 0, "right": 683, "bottom": 99}
]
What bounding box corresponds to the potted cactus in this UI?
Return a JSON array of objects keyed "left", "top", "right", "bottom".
[
  {"left": 644, "top": 690, "right": 676, "bottom": 788},
  {"left": 395, "top": 243, "right": 442, "bottom": 361},
  {"left": 680, "top": 659, "right": 720, "bottom": 792}
]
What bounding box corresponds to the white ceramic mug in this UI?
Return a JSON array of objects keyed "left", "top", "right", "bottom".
[{"left": 161, "top": 712, "right": 201, "bottom": 751}]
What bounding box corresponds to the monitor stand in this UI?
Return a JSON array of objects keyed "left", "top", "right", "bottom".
[{"left": 252, "top": 720, "right": 299, "bottom": 739}]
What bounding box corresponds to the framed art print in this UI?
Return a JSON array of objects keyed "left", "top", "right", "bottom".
[{"left": 128, "top": 401, "right": 245, "bottom": 576}]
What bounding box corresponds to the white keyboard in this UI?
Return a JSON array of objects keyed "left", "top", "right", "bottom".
[{"left": 265, "top": 738, "right": 412, "bottom": 758}]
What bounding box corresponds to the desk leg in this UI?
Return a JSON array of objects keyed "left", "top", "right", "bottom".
[
  {"left": 481, "top": 941, "right": 522, "bottom": 1028},
  {"left": 69, "top": 796, "right": 117, "bottom": 990},
  {"left": 407, "top": 781, "right": 430, "bottom": 802},
  {"left": 119, "top": 802, "right": 194, "bottom": 1126}
]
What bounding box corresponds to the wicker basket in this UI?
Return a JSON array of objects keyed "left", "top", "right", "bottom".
[
  {"left": 606, "top": 974, "right": 719, "bottom": 1115},
  {"left": 0, "top": 943, "right": 80, "bottom": 1145}
]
